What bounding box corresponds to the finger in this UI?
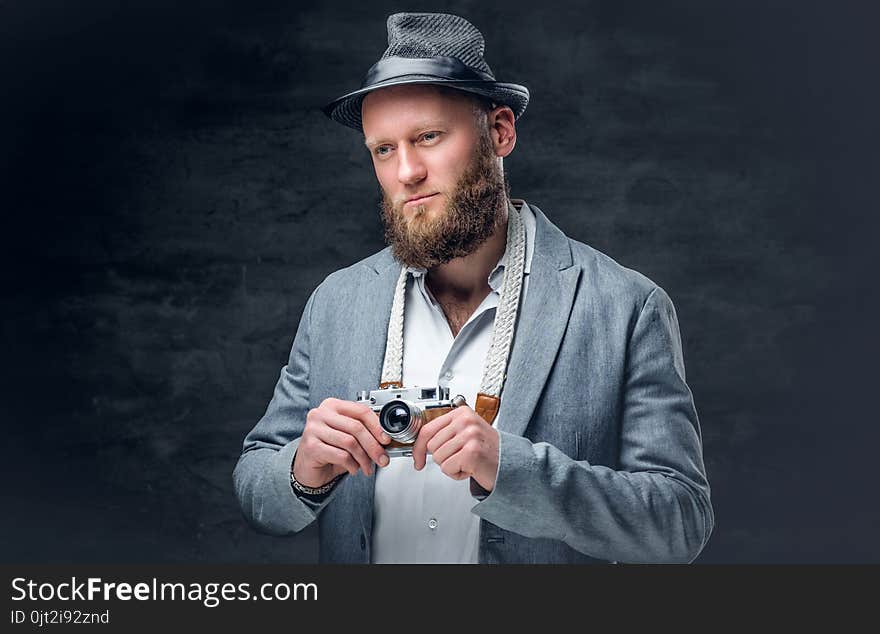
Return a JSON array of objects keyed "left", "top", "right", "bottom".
[
  {"left": 430, "top": 431, "right": 469, "bottom": 466},
  {"left": 322, "top": 412, "right": 390, "bottom": 468},
  {"left": 425, "top": 417, "right": 462, "bottom": 456},
  {"left": 333, "top": 400, "right": 391, "bottom": 445},
  {"left": 411, "top": 410, "right": 457, "bottom": 470},
  {"left": 314, "top": 425, "right": 374, "bottom": 476},
  {"left": 438, "top": 451, "right": 469, "bottom": 480},
  {"left": 419, "top": 404, "right": 478, "bottom": 445},
  {"left": 312, "top": 442, "right": 360, "bottom": 476}
]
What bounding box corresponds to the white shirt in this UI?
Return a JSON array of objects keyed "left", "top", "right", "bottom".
[{"left": 371, "top": 200, "right": 536, "bottom": 563}]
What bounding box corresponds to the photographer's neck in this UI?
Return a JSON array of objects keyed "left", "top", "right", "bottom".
[{"left": 425, "top": 209, "right": 509, "bottom": 337}]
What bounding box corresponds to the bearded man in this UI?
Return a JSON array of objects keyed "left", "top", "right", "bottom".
[{"left": 233, "top": 12, "right": 714, "bottom": 564}]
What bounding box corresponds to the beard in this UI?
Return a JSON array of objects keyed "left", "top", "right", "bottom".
[{"left": 379, "top": 126, "right": 511, "bottom": 270}]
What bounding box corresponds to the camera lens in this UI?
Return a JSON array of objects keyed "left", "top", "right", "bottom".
[{"left": 380, "top": 401, "right": 411, "bottom": 434}]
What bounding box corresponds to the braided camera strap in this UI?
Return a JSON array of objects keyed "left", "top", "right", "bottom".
[{"left": 379, "top": 204, "right": 526, "bottom": 423}]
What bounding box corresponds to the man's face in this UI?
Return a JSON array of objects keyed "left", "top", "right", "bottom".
[{"left": 362, "top": 84, "right": 509, "bottom": 269}]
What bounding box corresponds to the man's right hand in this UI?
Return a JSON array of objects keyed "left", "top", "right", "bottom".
[{"left": 292, "top": 397, "right": 392, "bottom": 488}]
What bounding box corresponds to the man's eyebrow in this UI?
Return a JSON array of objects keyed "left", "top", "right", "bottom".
[{"left": 363, "top": 121, "right": 448, "bottom": 148}]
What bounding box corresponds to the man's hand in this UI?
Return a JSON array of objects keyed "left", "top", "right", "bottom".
[
  {"left": 292, "top": 398, "right": 391, "bottom": 488},
  {"left": 411, "top": 405, "right": 499, "bottom": 492}
]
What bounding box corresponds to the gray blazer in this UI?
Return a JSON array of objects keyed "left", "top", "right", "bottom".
[{"left": 233, "top": 203, "right": 714, "bottom": 563}]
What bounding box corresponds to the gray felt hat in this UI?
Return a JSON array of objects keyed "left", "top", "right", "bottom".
[{"left": 322, "top": 12, "right": 530, "bottom": 131}]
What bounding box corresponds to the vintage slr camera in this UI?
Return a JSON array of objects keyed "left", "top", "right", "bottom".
[{"left": 356, "top": 386, "right": 467, "bottom": 457}]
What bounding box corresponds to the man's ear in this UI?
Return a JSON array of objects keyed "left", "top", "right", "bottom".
[{"left": 489, "top": 105, "right": 517, "bottom": 158}]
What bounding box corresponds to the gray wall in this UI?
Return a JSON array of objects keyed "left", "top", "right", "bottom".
[{"left": 1, "top": 0, "right": 877, "bottom": 562}]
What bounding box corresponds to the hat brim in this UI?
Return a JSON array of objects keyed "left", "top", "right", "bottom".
[{"left": 322, "top": 77, "right": 530, "bottom": 131}]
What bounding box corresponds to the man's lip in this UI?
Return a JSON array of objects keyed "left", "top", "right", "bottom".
[{"left": 404, "top": 193, "right": 438, "bottom": 205}]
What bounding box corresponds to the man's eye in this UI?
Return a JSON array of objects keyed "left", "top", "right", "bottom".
[
  {"left": 421, "top": 131, "right": 440, "bottom": 142},
  {"left": 375, "top": 146, "right": 391, "bottom": 156}
]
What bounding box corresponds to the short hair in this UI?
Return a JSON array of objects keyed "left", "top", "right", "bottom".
[{"left": 463, "top": 93, "right": 497, "bottom": 132}]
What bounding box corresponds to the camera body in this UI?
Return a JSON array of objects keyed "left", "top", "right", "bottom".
[{"left": 356, "top": 385, "right": 466, "bottom": 457}]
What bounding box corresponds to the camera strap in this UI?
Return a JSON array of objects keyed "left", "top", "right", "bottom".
[{"left": 379, "top": 202, "right": 527, "bottom": 424}]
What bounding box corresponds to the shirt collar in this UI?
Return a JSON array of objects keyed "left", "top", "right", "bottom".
[{"left": 406, "top": 198, "right": 535, "bottom": 294}]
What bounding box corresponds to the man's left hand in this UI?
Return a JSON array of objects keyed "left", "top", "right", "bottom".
[{"left": 411, "top": 405, "right": 499, "bottom": 492}]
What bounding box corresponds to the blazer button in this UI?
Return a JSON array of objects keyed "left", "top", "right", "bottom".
[{"left": 360, "top": 534, "right": 366, "bottom": 550}]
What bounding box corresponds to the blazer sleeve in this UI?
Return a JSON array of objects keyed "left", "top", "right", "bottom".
[
  {"left": 472, "top": 286, "right": 714, "bottom": 563},
  {"left": 232, "top": 287, "right": 345, "bottom": 535}
]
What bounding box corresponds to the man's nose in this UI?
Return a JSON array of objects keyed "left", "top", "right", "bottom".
[{"left": 396, "top": 145, "right": 426, "bottom": 185}]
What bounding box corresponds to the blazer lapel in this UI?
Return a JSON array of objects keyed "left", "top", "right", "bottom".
[
  {"left": 347, "top": 248, "right": 400, "bottom": 393},
  {"left": 496, "top": 205, "right": 581, "bottom": 438}
]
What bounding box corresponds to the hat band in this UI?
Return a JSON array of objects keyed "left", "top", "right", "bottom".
[{"left": 362, "top": 55, "right": 495, "bottom": 88}]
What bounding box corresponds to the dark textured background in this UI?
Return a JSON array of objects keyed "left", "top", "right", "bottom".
[{"left": 1, "top": 0, "right": 877, "bottom": 563}]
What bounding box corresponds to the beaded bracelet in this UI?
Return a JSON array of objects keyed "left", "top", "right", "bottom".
[{"left": 290, "top": 471, "right": 343, "bottom": 497}]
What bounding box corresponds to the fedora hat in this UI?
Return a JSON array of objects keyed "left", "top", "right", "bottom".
[{"left": 322, "top": 12, "right": 530, "bottom": 130}]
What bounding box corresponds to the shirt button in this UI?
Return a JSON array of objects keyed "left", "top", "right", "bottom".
[
  {"left": 443, "top": 370, "right": 453, "bottom": 380},
  {"left": 428, "top": 518, "right": 438, "bottom": 530}
]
